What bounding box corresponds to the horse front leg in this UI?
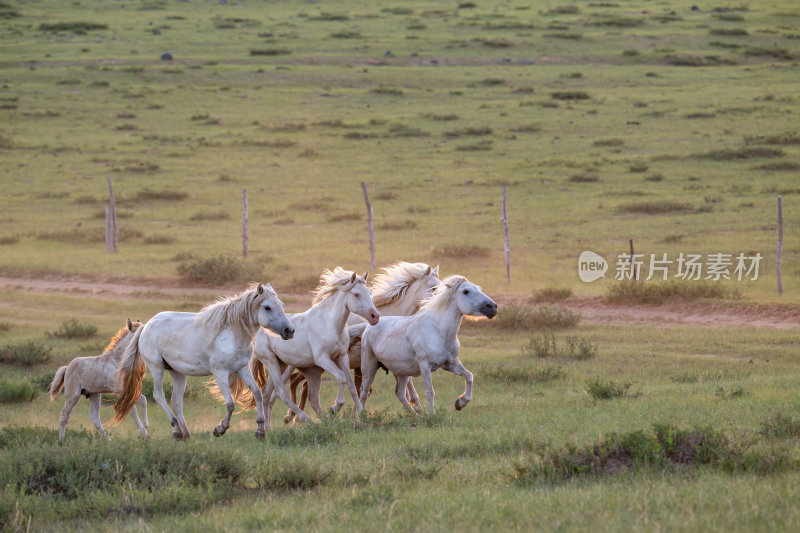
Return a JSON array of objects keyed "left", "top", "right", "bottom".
[
  {"left": 359, "top": 338, "right": 380, "bottom": 408},
  {"left": 58, "top": 388, "right": 81, "bottom": 442},
  {"left": 130, "top": 395, "right": 151, "bottom": 439},
  {"left": 315, "top": 353, "right": 361, "bottom": 415},
  {"left": 442, "top": 358, "right": 473, "bottom": 410},
  {"left": 210, "top": 371, "right": 234, "bottom": 437},
  {"left": 236, "top": 365, "right": 266, "bottom": 439},
  {"left": 262, "top": 357, "right": 312, "bottom": 424},
  {"left": 299, "top": 366, "right": 325, "bottom": 419},
  {"left": 394, "top": 376, "right": 416, "bottom": 413},
  {"left": 335, "top": 352, "right": 362, "bottom": 416}
]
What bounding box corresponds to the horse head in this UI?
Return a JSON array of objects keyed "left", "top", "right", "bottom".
[
  {"left": 345, "top": 271, "right": 380, "bottom": 325},
  {"left": 254, "top": 283, "right": 295, "bottom": 340}
]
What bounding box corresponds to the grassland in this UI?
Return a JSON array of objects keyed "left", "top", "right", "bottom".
[{"left": 1, "top": 0, "right": 800, "bottom": 531}]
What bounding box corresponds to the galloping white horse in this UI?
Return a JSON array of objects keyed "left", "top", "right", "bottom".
[
  {"left": 50, "top": 318, "right": 149, "bottom": 441},
  {"left": 249, "top": 269, "right": 379, "bottom": 427},
  {"left": 283, "top": 262, "right": 439, "bottom": 423},
  {"left": 113, "top": 283, "right": 293, "bottom": 440},
  {"left": 359, "top": 275, "right": 497, "bottom": 413}
]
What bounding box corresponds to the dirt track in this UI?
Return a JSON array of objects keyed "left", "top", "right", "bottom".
[{"left": 1, "top": 274, "right": 798, "bottom": 330}]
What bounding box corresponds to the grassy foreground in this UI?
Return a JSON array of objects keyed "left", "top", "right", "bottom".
[{"left": 2, "top": 0, "right": 800, "bottom": 531}]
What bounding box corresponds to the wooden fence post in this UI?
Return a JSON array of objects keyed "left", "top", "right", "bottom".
[
  {"left": 242, "top": 189, "right": 248, "bottom": 259},
  {"left": 777, "top": 195, "right": 783, "bottom": 294},
  {"left": 629, "top": 239, "right": 636, "bottom": 281},
  {"left": 106, "top": 177, "right": 118, "bottom": 253},
  {"left": 501, "top": 186, "right": 510, "bottom": 282},
  {"left": 361, "top": 181, "right": 376, "bottom": 270}
]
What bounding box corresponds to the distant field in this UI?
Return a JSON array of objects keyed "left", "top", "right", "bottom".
[
  {"left": 0, "top": 0, "right": 798, "bottom": 300},
  {"left": 1, "top": 1, "right": 800, "bottom": 531}
]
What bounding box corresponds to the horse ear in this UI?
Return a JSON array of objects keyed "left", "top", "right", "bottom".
[
  {"left": 424, "top": 265, "right": 431, "bottom": 276},
  {"left": 127, "top": 318, "right": 133, "bottom": 331},
  {"left": 362, "top": 271, "right": 369, "bottom": 282},
  {"left": 350, "top": 272, "right": 357, "bottom": 283},
  {"left": 257, "top": 283, "right": 264, "bottom": 295},
  {"left": 266, "top": 282, "right": 272, "bottom": 290}
]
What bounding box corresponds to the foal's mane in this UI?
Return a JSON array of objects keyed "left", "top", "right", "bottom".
[
  {"left": 370, "top": 262, "right": 433, "bottom": 308},
  {"left": 195, "top": 282, "right": 272, "bottom": 339},
  {"left": 103, "top": 325, "right": 133, "bottom": 354},
  {"left": 311, "top": 267, "right": 360, "bottom": 305},
  {"left": 419, "top": 275, "right": 467, "bottom": 312}
]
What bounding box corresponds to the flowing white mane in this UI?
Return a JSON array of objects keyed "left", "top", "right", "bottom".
[
  {"left": 195, "top": 282, "right": 274, "bottom": 339},
  {"left": 312, "top": 267, "right": 360, "bottom": 305},
  {"left": 370, "top": 262, "right": 433, "bottom": 308},
  {"left": 419, "top": 275, "right": 468, "bottom": 312}
]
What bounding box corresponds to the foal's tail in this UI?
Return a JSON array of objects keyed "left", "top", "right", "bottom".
[
  {"left": 49, "top": 366, "right": 68, "bottom": 400},
  {"left": 111, "top": 326, "right": 145, "bottom": 425}
]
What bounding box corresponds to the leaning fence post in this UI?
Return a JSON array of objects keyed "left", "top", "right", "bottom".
[
  {"left": 777, "top": 195, "right": 783, "bottom": 294},
  {"left": 361, "top": 181, "right": 376, "bottom": 270},
  {"left": 242, "top": 189, "right": 248, "bottom": 259},
  {"left": 629, "top": 238, "right": 636, "bottom": 281},
  {"left": 501, "top": 186, "right": 511, "bottom": 282},
  {"left": 106, "top": 177, "right": 118, "bottom": 253}
]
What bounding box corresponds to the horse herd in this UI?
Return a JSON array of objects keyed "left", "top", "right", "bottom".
[{"left": 49, "top": 262, "right": 498, "bottom": 441}]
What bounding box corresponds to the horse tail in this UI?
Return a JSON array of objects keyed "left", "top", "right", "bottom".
[
  {"left": 204, "top": 372, "right": 257, "bottom": 411},
  {"left": 348, "top": 322, "right": 368, "bottom": 349},
  {"left": 49, "top": 366, "right": 68, "bottom": 400},
  {"left": 111, "top": 326, "right": 145, "bottom": 425},
  {"left": 252, "top": 358, "right": 267, "bottom": 390}
]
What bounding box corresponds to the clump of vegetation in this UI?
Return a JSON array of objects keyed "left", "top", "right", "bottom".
[
  {"left": 531, "top": 287, "right": 572, "bottom": 303},
  {"left": 593, "top": 138, "right": 624, "bottom": 147},
  {"left": 523, "top": 332, "right": 597, "bottom": 360},
  {"left": 50, "top": 319, "right": 97, "bottom": 339},
  {"left": 176, "top": 255, "right": 264, "bottom": 285},
  {"left": 569, "top": 173, "right": 600, "bottom": 183},
  {"left": 444, "top": 127, "right": 492, "bottom": 137},
  {"left": 326, "top": 211, "right": 361, "bottom": 222},
  {"left": 39, "top": 22, "right": 109, "bottom": 32},
  {"left": 693, "top": 147, "right": 784, "bottom": 160},
  {"left": 604, "top": 281, "right": 740, "bottom": 305},
  {"left": 551, "top": 91, "right": 590, "bottom": 100},
  {"left": 0, "top": 234, "right": 19, "bottom": 245},
  {"left": 136, "top": 188, "right": 187, "bottom": 201},
  {"left": 616, "top": 200, "right": 702, "bottom": 214},
  {"left": 496, "top": 304, "right": 579, "bottom": 331},
  {"left": 250, "top": 48, "right": 292, "bottom": 56},
  {"left": 378, "top": 220, "right": 418, "bottom": 230},
  {"left": 483, "top": 365, "right": 567, "bottom": 384},
  {"left": 0, "top": 380, "right": 39, "bottom": 403},
  {"left": 744, "top": 132, "right": 800, "bottom": 146},
  {"left": 455, "top": 140, "right": 493, "bottom": 151},
  {"left": 433, "top": 244, "right": 490, "bottom": 258},
  {"left": 585, "top": 379, "right": 634, "bottom": 400},
  {"left": 0, "top": 341, "right": 52, "bottom": 366},
  {"left": 512, "top": 423, "right": 789, "bottom": 483},
  {"left": 190, "top": 210, "right": 230, "bottom": 221},
  {"left": 254, "top": 457, "right": 333, "bottom": 492},
  {"left": 589, "top": 15, "right": 645, "bottom": 27},
  {"left": 370, "top": 87, "right": 404, "bottom": 96},
  {"left": 715, "top": 385, "right": 747, "bottom": 399},
  {"left": 143, "top": 234, "right": 176, "bottom": 245},
  {"left": 760, "top": 413, "right": 800, "bottom": 439}
]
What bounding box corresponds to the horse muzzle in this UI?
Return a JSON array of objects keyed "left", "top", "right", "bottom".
[
  {"left": 367, "top": 311, "right": 380, "bottom": 326},
  {"left": 280, "top": 325, "right": 295, "bottom": 340},
  {"left": 480, "top": 301, "right": 497, "bottom": 319}
]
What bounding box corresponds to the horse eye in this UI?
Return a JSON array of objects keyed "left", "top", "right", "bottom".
[
  {"left": 264, "top": 306, "right": 272, "bottom": 312},
  {"left": 354, "top": 293, "right": 360, "bottom": 298},
  {"left": 462, "top": 289, "right": 470, "bottom": 295}
]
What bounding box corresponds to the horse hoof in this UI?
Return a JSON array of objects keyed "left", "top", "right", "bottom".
[
  {"left": 455, "top": 398, "right": 468, "bottom": 411},
  {"left": 254, "top": 430, "right": 266, "bottom": 440},
  {"left": 213, "top": 426, "right": 225, "bottom": 437},
  {"left": 283, "top": 415, "right": 293, "bottom": 425},
  {"left": 172, "top": 431, "right": 183, "bottom": 441}
]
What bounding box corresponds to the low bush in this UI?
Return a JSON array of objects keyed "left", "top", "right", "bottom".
[
  {"left": 0, "top": 380, "right": 38, "bottom": 403},
  {"left": 254, "top": 457, "right": 333, "bottom": 492},
  {"left": 496, "top": 304, "right": 579, "bottom": 331},
  {"left": 176, "top": 255, "right": 264, "bottom": 285},
  {"left": 50, "top": 319, "right": 97, "bottom": 339},
  {"left": 585, "top": 379, "right": 634, "bottom": 400},
  {"left": 530, "top": 287, "right": 572, "bottom": 303},
  {"left": 604, "top": 281, "right": 740, "bottom": 305},
  {"left": 523, "top": 332, "right": 597, "bottom": 360},
  {"left": 0, "top": 341, "right": 52, "bottom": 366}
]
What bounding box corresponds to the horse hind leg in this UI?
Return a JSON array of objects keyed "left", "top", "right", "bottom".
[
  {"left": 169, "top": 372, "right": 190, "bottom": 439},
  {"left": 58, "top": 386, "right": 81, "bottom": 442},
  {"left": 130, "top": 395, "right": 151, "bottom": 439},
  {"left": 150, "top": 366, "right": 184, "bottom": 441},
  {"left": 284, "top": 371, "right": 304, "bottom": 425},
  {"left": 394, "top": 376, "right": 416, "bottom": 414},
  {"left": 89, "top": 394, "right": 109, "bottom": 439}
]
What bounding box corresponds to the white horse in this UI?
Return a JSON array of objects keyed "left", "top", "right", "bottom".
[
  {"left": 112, "top": 283, "right": 293, "bottom": 440},
  {"left": 282, "top": 262, "right": 439, "bottom": 423},
  {"left": 49, "top": 318, "right": 149, "bottom": 441},
  {"left": 359, "top": 275, "right": 497, "bottom": 413},
  {"left": 247, "top": 268, "right": 379, "bottom": 427}
]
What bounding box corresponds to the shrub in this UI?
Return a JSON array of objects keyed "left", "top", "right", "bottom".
[
  {"left": 604, "top": 281, "right": 740, "bottom": 305},
  {"left": 531, "top": 287, "right": 572, "bottom": 303},
  {"left": 0, "top": 380, "right": 38, "bottom": 403},
  {"left": 30, "top": 372, "right": 56, "bottom": 391},
  {"left": 551, "top": 91, "right": 590, "bottom": 100},
  {"left": 176, "top": 255, "right": 264, "bottom": 285},
  {"left": 0, "top": 235, "right": 19, "bottom": 245},
  {"left": 444, "top": 127, "right": 492, "bottom": 138},
  {"left": 523, "top": 332, "right": 597, "bottom": 360},
  {"left": 143, "top": 234, "right": 176, "bottom": 244},
  {"left": 190, "top": 210, "right": 229, "bottom": 221},
  {"left": 50, "top": 319, "right": 97, "bottom": 339},
  {"left": 254, "top": 457, "right": 333, "bottom": 492},
  {"left": 496, "top": 304, "right": 579, "bottom": 331},
  {"left": 585, "top": 379, "right": 633, "bottom": 400},
  {"left": 760, "top": 413, "right": 800, "bottom": 439},
  {"left": 483, "top": 365, "right": 566, "bottom": 384},
  {"left": 693, "top": 147, "right": 784, "bottom": 160},
  {"left": 616, "top": 200, "right": 697, "bottom": 214},
  {"left": 39, "top": 22, "right": 108, "bottom": 32},
  {"left": 136, "top": 188, "right": 188, "bottom": 201},
  {"left": 0, "top": 341, "right": 52, "bottom": 366},
  {"left": 433, "top": 244, "right": 490, "bottom": 258},
  {"left": 250, "top": 48, "right": 292, "bottom": 56},
  {"left": 569, "top": 174, "right": 600, "bottom": 183}
]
